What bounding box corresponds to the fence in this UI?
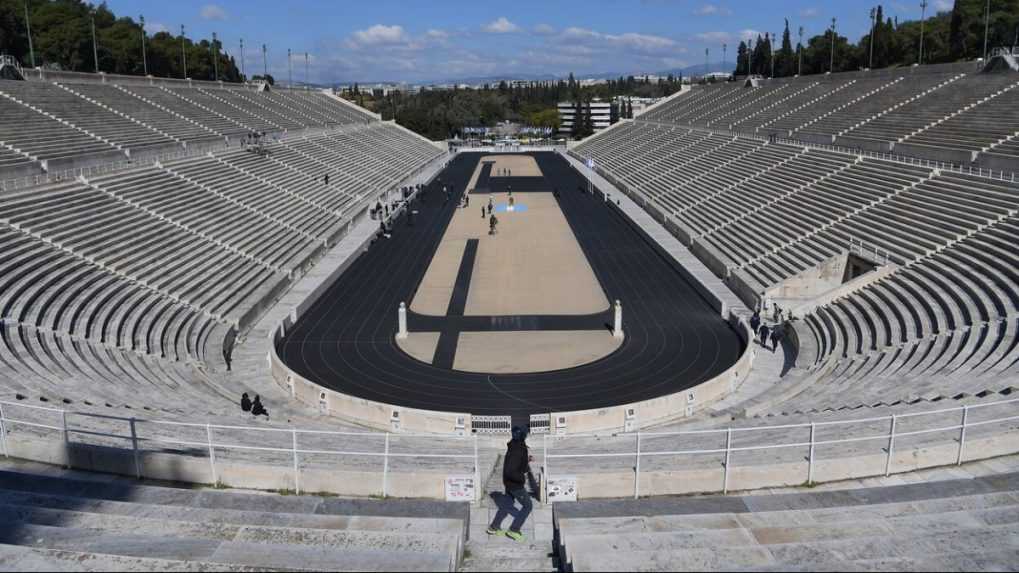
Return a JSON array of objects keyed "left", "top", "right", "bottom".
[
  {"left": 543, "top": 396, "right": 1019, "bottom": 499},
  {"left": 0, "top": 400, "right": 479, "bottom": 500}
]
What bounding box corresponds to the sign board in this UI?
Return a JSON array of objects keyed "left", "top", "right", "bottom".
[
  {"left": 445, "top": 476, "right": 476, "bottom": 502},
  {"left": 547, "top": 476, "right": 578, "bottom": 502}
]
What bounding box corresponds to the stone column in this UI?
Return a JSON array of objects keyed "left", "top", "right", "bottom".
[{"left": 397, "top": 302, "right": 408, "bottom": 339}]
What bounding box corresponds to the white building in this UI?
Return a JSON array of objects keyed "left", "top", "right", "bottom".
[{"left": 558, "top": 101, "right": 613, "bottom": 136}]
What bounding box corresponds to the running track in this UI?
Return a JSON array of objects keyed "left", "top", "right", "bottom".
[{"left": 277, "top": 152, "right": 745, "bottom": 417}]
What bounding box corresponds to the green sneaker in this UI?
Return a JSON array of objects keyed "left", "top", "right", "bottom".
[
  {"left": 486, "top": 527, "right": 504, "bottom": 536},
  {"left": 505, "top": 530, "right": 525, "bottom": 542}
]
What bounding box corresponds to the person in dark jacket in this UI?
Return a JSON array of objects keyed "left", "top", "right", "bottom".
[
  {"left": 749, "top": 312, "right": 761, "bottom": 342},
  {"left": 770, "top": 325, "right": 783, "bottom": 352},
  {"left": 240, "top": 393, "right": 252, "bottom": 413},
  {"left": 487, "top": 426, "right": 533, "bottom": 541},
  {"left": 251, "top": 395, "right": 268, "bottom": 418},
  {"left": 758, "top": 324, "right": 770, "bottom": 348}
]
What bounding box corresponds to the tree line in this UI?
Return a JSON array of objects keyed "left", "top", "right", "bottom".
[
  {"left": 348, "top": 74, "right": 683, "bottom": 141},
  {"left": 0, "top": 0, "right": 242, "bottom": 81},
  {"left": 734, "top": 0, "right": 1019, "bottom": 77}
]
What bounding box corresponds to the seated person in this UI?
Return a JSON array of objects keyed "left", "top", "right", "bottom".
[
  {"left": 240, "top": 393, "right": 252, "bottom": 413},
  {"left": 251, "top": 395, "right": 269, "bottom": 418}
]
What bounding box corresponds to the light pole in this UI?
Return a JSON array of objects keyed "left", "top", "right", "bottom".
[
  {"left": 90, "top": 8, "right": 99, "bottom": 73},
  {"left": 704, "top": 47, "right": 709, "bottom": 79},
  {"left": 830, "top": 17, "right": 837, "bottom": 73},
  {"left": 262, "top": 44, "right": 268, "bottom": 81},
  {"left": 304, "top": 52, "right": 309, "bottom": 88},
  {"left": 919, "top": 0, "right": 928, "bottom": 64},
  {"left": 24, "top": 0, "right": 35, "bottom": 68},
  {"left": 140, "top": 15, "right": 148, "bottom": 76},
  {"left": 240, "top": 38, "right": 245, "bottom": 79},
  {"left": 798, "top": 26, "right": 804, "bottom": 76},
  {"left": 722, "top": 43, "right": 727, "bottom": 74},
  {"left": 288, "top": 48, "right": 293, "bottom": 88},
  {"left": 181, "top": 25, "right": 187, "bottom": 79},
  {"left": 211, "top": 32, "right": 218, "bottom": 81},
  {"left": 869, "top": 7, "right": 876, "bottom": 69},
  {"left": 982, "top": 0, "right": 991, "bottom": 60}
]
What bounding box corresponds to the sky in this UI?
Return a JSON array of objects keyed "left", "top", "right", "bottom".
[{"left": 105, "top": 0, "right": 955, "bottom": 84}]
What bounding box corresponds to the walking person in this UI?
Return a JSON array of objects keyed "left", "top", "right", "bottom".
[
  {"left": 749, "top": 311, "right": 761, "bottom": 342},
  {"left": 487, "top": 426, "right": 533, "bottom": 542},
  {"left": 771, "top": 325, "right": 783, "bottom": 353},
  {"left": 758, "top": 324, "right": 770, "bottom": 349}
]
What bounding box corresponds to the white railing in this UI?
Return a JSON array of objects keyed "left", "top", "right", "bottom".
[
  {"left": 543, "top": 396, "right": 1019, "bottom": 499},
  {"left": 0, "top": 400, "right": 479, "bottom": 499},
  {"left": 849, "top": 237, "right": 891, "bottom": 265}
]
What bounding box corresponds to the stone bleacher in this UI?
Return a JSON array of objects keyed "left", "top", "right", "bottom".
[
  {"left": 0, "top": 78, "right": 443, "bottom": 425},
  {"left": 575, "top": 65, "right": 1019, "bottom": 423},
  {"left": 0, "top": 460, "right": 468, "bottom": 572},
  {"left": 639, "top": 65, "right": 1019, "bottom": 170},
  {"left": 0, "top": 77, "right": 383, "bottom": 182},
  {"left": 555, "top": 469, "right": 1019, "bottom": 571}
]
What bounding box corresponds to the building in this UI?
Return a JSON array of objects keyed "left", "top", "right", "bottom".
[{"left": 557, "top": 100, "right": 613, "bottom": 136}]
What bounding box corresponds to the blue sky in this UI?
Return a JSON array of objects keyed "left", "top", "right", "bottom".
[{"left": 106, "top": 1, "right": 954, "bottom": 83}]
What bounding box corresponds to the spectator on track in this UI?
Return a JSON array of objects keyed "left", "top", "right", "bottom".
[
  {"left": 487, "top": 426, "right": 533, "bottom": 542},
  {"left": 251, "top": 396, "right": 268, "bottom": 418},
  {"left": 324, "top": 174, "right": 330, "bottom": 186},
  {"left": 240, "top": 393, "right": 252, "bottom": 413}
]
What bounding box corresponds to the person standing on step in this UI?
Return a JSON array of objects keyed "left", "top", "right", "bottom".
[
  {"left": 487, "top": 426, "right": 533, "bottom": 542},
  {"left": 749, "top": 311, "right": 761, "bottom": 343}
]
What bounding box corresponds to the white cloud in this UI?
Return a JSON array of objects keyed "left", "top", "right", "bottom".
[
  {"left": 739, "top": 29, "right": 762, "bottom": 41},
  {"left": 200, "top": 4, "right": 228, "bottom": 21},
  {"left": 145, "top": 21, "right": 168, "bottom": 34},
  {"left": 560, "top": 27, "right": 678, "bottom": 55},
  {"left": 800, "top": 7, "right": 820, "bottom": 18},
  {"left": 426, "top": 29, "right": 449, "bottom": 40},
  {"left": 695, "top": 31, "right": 733, "bottom": 43},
  {"left": 533, "top": 23, "right": 556, "bottom": 36},
  {"left": 348, "top": 24, "right": 409, "bottom": 48},
  {"left": 934, "top": 0, "right": 952, "bottom": 10},
  {"left": 484, "top": 17, "right": 520, "bottom": 34},
  {"left": 694, "top": 4, "right": 732, "bottom": 16}
]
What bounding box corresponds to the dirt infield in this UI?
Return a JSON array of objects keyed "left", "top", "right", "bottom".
[
  {"left": 453, "top": 331, "right": 622, "bottom": 374},
  {"left": 465, "top": 154, "right": 542, "bottom": 191},
  {"left": 466, "top": 192, "right": 608, "bottom": 316},
  {"left": 413, "top": 155, "right": 608, "bottom": 317}
]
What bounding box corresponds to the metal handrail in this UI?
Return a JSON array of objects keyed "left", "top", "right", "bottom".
[
  {"left": 544, "top": 396, "right": 1019, "bottom": 497},
  {"left": 0, "top": 399, "right": 479, "bottom": 499}
]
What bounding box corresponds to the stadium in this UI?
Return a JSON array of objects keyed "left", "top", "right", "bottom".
[{"left": 0, "top": 1, "right": 1018, "bottom": 571}]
